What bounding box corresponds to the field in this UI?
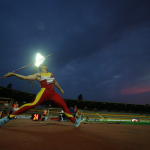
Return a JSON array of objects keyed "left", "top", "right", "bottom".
[{"left": 0, "top": 119, "right": 150, "bottom": 150}]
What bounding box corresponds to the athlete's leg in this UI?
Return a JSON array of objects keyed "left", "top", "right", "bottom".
[
  {"left": 9, "top": 88, "right": 48, "bottom": 119},
  {"left": 50, "top": 91, "right": 75, "bottom": 123}
]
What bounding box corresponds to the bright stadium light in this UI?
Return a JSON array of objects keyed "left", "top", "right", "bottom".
[
  {"left": 35, "top": 53, "right": 45, "bottom": 67},
  {"left": 0, "top": 53, "right": 52, "bottom": 80}
]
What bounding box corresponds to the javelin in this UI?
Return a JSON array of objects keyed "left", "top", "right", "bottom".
[{"left": 0, "top": 54, "right": 52, "bottom": 80}]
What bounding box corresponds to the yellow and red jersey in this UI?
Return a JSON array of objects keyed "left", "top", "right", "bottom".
[{"left": 40, "top": 72, "right": 55, "bottom": 90}]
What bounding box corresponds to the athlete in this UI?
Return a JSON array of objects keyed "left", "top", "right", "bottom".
[{"left": 0, "top": 63, "right": 82, "bottom": 127}]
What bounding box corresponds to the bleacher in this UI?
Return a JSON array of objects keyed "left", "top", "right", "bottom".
[
  {"left": 15, "top": 106, "right": 150, "bottom": 122},
  {"left": 0, "top": 101, "right": 5, "bottom": 117},
  {"left": 0, "top": 86, "right": 150, "bottom": 123},
  {"left": 74, "top": 110, "right": 150, "bottom": 122},
  {"left": 0, "top": 98, "right": 14, "bottom": 118},
  {"left": 0, "top": 95, "right": 150, "bottom": 123},
  {"left": 99, "top": 112, "right": 150, "bottom": 122},
  {"left": 81, "top": 111, "right": 104, "bottom": 119}
]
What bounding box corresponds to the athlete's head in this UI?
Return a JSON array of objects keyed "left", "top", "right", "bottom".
[{"left": 39, "top": 63, "right": 48, "bottom": 72}]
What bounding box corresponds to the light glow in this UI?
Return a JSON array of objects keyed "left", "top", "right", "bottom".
[
  {"left": 33, "top": 114, "right": 39, "bottom": 120},
  {"left": 35, "top": 53, "right": 45, "bottom": 67}
]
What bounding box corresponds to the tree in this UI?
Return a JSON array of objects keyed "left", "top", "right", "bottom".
[{"left": 78, "top": 94, "right": 83, "bottom": 100}]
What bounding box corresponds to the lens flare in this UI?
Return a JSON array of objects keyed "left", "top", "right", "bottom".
[{"left": 35, "top": 53, "right": 45, "bottom": 67}]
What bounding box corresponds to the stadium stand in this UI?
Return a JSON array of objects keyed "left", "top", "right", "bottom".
[
  {"left": 0, "top": 98, "right": 14, "bottom": 118},
  {"left": 99, "top": 112, "right": 150, "bottom": 121},
  {"left": 0, "top": 86, "right": 150, "bottom": 123}
]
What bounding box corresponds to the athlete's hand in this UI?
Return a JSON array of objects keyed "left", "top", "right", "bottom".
[
  {"left": 60, "top": 89, "right": 64, "bottom": 95},
  {"left": 4, "top": 72, "right": 15, "bottom": 78}
]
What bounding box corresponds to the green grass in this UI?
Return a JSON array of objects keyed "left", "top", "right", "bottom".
[{"left": 83, "top": 120, "right": 150, "bottom": 125}]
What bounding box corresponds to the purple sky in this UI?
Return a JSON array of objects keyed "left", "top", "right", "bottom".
[{"left": 1, "top": 0, "right": 150, "bottom": 105}]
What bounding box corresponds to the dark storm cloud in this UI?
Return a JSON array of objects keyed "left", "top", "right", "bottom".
[
  {"left": 54, "top": 0, "right": 150, "bottom": 67},
  {"left": 56, "top": 23, "right": 150, "bottom": 103}
]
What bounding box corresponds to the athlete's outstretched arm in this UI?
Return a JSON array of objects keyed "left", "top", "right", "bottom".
[
  {"left": 53, "top": 79, "right": 64, "bottom": 95},
  {"left": 4, "top": 72, "right": 38, "bottom": 80}
]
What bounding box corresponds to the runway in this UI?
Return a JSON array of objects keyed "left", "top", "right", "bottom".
[{"left": 0, "top": 119, "right": 150, "bottom": 150}]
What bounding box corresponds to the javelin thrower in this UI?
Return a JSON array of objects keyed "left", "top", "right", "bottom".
[{"left": 0, "top": 54, "right": 82, "bottom": 127}]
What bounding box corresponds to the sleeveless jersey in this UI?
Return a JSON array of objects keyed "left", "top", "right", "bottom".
[{"left": 40, "top": 72, "right": 55, "bottom": 90}]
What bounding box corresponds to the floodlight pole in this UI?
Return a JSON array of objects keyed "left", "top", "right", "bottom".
[{"left": 22, "top": 66, "right": 38, "bottom": 93}]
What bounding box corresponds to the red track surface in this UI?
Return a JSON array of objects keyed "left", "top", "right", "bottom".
[{"left": 0, "top": 119, "right": 150, "bottom": 150}]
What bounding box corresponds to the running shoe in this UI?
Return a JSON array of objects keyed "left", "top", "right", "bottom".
[
  {"left": 0, "top": 116, "right": 10, "bottom": 127},
  {"left": 74, "top": 116, "right": 82, "bottom": 127}
]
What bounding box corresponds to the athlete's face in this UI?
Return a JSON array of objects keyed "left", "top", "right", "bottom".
[{"left": 42, "top": 65, "right": 48, "bottom": 71}]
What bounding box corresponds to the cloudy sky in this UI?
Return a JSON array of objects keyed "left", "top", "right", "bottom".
[{"left": 0, "top": 0, "right": 150, "bottom": 105}]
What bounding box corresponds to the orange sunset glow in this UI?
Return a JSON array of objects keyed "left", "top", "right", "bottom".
[{"left": 121, "top": 87, "right": 150, "bottom": 95}]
